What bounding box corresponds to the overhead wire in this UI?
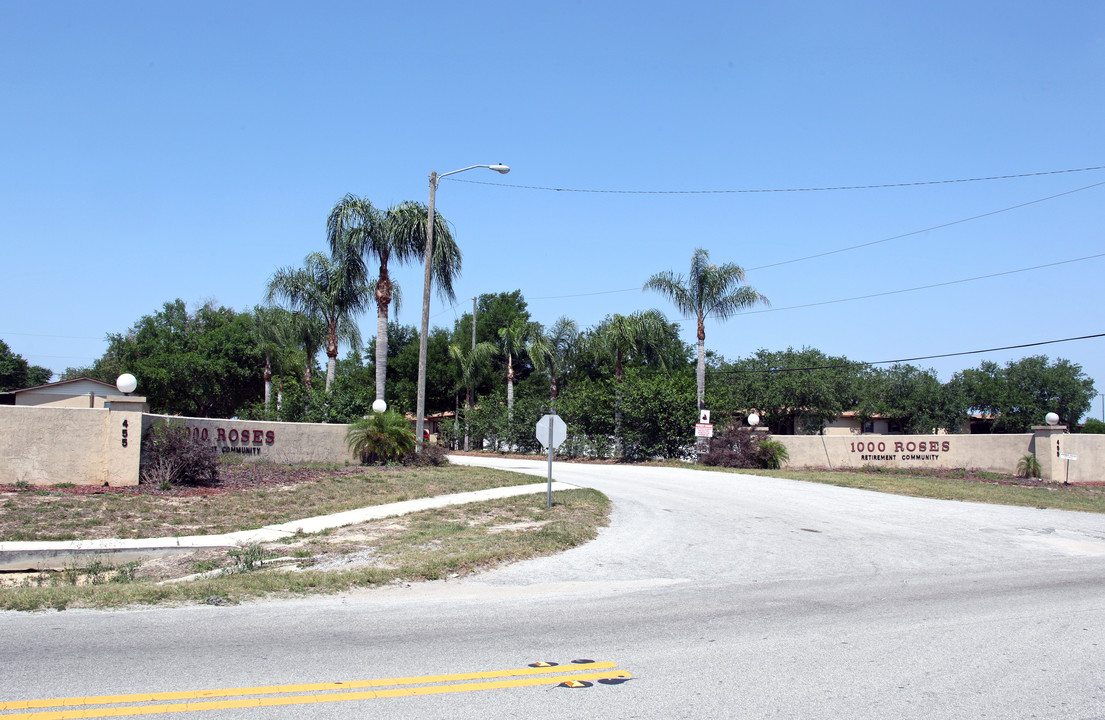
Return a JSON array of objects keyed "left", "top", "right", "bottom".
[
  {"left": 704, "top": 332, "right": 1105, "bottom": 374},
  {"left": 739, "top": 253, "right": 1105, "bottom": 315},
  {"left": 445, "top": 164, "right": 1105, "bottom": 194},
  {"left": 434, "top": 177, "right": 1105, "bottom": 307}
]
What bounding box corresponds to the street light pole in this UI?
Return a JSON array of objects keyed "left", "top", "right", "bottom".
[{"left": 415, "top": 163, "right": 510, "bottom": 450}]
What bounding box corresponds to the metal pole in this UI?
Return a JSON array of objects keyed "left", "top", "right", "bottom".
[
  {"left": 472, "top": 296, "right": 477, "bottom": 350},
  {"left": 547, "top": 411, "right": 555, "bottom": 508},
  {"left": 414, "top": 172, "right": 438, "bottom": 452}
]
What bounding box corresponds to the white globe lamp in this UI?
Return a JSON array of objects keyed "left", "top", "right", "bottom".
[
  {"left": 116, "top": 373, "right": 137, "bottom": 395},
  {"left": 747, "top": 412, "right": 760, "bottom": 427},
  {"left": 1045, "top": 412, "right": 1059, "bottom": 426},
  {"left": 371, "top": 399, "right": 387, "bottom": 414}
]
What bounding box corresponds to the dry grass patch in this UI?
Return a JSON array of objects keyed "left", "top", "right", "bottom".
[
  {"left": 0, "top": 466, "right": 610, "bottom": 611},
  {"left": 0, "top": 464, "right": 546, "bottom": 542}
]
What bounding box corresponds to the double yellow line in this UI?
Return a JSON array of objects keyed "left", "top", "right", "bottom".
[{"left": 1, "top": 661, "right": 631, "bottom": 719}]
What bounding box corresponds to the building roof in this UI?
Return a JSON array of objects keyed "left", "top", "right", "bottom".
[{"left": 1, "top": 377, "right": 117, "bottom": 396}]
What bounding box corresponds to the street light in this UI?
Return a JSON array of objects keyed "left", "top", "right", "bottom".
[{"left": 415, "top": 163, "right": 510, "bottom": 450}]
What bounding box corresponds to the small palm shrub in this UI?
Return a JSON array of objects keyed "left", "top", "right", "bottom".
[
  {"left": 757, "top": 439, "right": 790, "bottom": 469},
  {"left": 140, "top": 421, "right": 219, "bottom": 487},
  {"left": 346, "top": 410, "right": 416, "bottom": 464},
  {"left": 1016, "top": 454, "right": 1041, "bottom": 479}
]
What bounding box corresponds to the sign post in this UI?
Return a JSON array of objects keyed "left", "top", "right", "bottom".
[{"left": 536, "top": 412, "right": 568, "bottom": 507}]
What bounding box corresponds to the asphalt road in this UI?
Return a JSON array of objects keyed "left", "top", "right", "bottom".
[{"left": 3, "top": 457, "right": 1104, "bottom": 719}]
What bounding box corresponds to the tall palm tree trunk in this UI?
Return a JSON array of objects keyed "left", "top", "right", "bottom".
[
  {"left": 696, "top": 315, "right": 707, "bottom": 411},
  {"left": 325, "top": 321, "right": 339, "bottom": 392},
  {"left": 506, "top": 352, "right": 515, "bottom": 418},
  {"left": 263, "top": 355, "right": 273, "bottom": 408},
  {"left": 464, "top": 388, "right": 472, "bottom": 451},
  {"left": 374, "top": 268, "right": 392, "bottom": 403}
]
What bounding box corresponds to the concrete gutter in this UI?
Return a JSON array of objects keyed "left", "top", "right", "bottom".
[{"left": 0, "top": 481, "right": 577, "bottom": 571}]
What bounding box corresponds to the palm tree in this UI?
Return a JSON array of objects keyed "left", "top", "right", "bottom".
[
  {"left": 265, "top": 244, "right": 367, "bottom": 392},
  {"left": 286, "top": 311, "right": 328, "bottom": 392},
  {"left": 592, "top": 310, "right": 672, "bottom": 456},
  {"left": 497, "top": 317, "right": 535, "bottom": 414},
  {"left": 346, "top": 410, "right": 416, "bottom": 464},
  {"left": 253, "top": 305, "right": 296, "bottom": 408},
  {"left": 645, "top": 248, "right": 768, "bottom": 411},
  {"left": 327, "top": 196, "right": 460, "bottom": 405},
  {"left": 529, "top": 316, "right": 579, "bottom": 405},
  {"left": 448, "top": 341, "right": 495, "bottom": 451}
]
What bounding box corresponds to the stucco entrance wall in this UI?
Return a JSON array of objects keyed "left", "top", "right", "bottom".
[
  {"left": 1031, "top": 431, "right": 1105, "bottom": 484},
  {"left": 142, "top": 414, "right": 359, "bottom": 466},
  {"left": 778, "top": 433, "right": 1035, "bottom": 478},
  {"left": 0, "top": 405, "right": 142, "bottom": 486}
]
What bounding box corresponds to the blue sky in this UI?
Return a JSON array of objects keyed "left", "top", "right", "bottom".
[{"left": 2, "top": 2, "right": 1103, "bottom": 419}]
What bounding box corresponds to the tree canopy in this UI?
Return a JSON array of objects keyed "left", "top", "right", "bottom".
[
  {"left": 951, "top": 355, "right": 1096, "bottom": 432},
  {"left": 0, "top": 340, "right": 52, "bottom": 391},
  {"left": 75, "top": 300, "right": 262, "bottom": 417}
]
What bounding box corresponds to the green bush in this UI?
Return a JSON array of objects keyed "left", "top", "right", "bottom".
[
  {"left": 1016, "top": 454, "right": 1041, "bottom": 479},
  {"left": 757, "top": 439, "right": 790, "bottom": 469},
  {"left": 140, "top": 421, "right": 219, "bottom": 487},
  {"left": 346, "top": 410, "right": 416, "bottom": 464}
]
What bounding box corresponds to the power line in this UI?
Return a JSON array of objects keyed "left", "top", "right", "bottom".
[
  {"left": 446, "top": 164, "right": 1105, "bottom": 195},
  {"left": 739, "top": 253, "right": 1105, "bottom": 315},
  {"left": 707, "top": 332, "right": 1105, "bottom": 374},
  {"left": 441, "top": 251, "right": 1105, "bottom": 324},
  {"left": 441, "top": 179, "right": 1104, "bottom": 306},
  {"left": 747, "top": 180, "right": 1105, "bottom": 271}
]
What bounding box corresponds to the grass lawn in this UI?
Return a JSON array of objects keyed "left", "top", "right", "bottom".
[{"left": 676, "top": 463, "right": 1105, "bottom": 514}]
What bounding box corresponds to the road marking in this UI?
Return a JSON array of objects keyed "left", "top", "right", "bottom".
[{"left": 0, "top": 662, "right": 631, "bottom": 718}]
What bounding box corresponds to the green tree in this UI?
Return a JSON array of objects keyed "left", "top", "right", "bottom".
[
  {"left": 252, "top": 305, "right": 298, "bottom": 409},
  {"left": 591, "top": 310, "right": 676, "bottom": 456},
  {"left": 528, "top": 316, "right": 580, "bottom": 404},
  {"left": 328, "top": 196, "right": 461, "bottom": 406},
  {"left": 497, "top": 317, "right": 537, "bottom": 413},
  {"left": 448, "top": 341, "right": 496, "bottom": 450},
  {"left": 266, "top": 240, "right": 367, "bottom": 393},
  {"left": 0, "top": 339, "right": 52, "bottom": 390},
  {"left": 951, "top": 355, "right": 1096, "bottom": 432},
  {"left": 372, "top": 324, "right": 454, "bottom": 414},
  {"left": 721, "top": 347, "right": 863, "bottom": 434},
  {"left": 856, "top": 364, "right": 966, "bottom": 434},
  {"left": 285, "top": 311, "right": 329, "bottom": 392},
  {"left": 645, "top": 248, "right": 769, "bottom": 411},
  {"left": 84, "top": 300, "right": 263, "bottom": 417}
]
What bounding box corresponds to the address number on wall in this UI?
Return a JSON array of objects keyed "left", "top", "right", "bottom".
[{"left": 122, "top": 419, "right": 129, "bottom": 448}]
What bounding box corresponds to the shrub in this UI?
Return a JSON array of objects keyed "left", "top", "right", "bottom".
[
  {"left": 1016, "top": 454, "right": 1041, "bottom": 479},
  {"left": 757, "top": 439, "right": 790, "bottom": 469},
  {"left": 346, "top": 410, "right": 416, "bottom": 464},
  {"left": 140, "top": 421, "right": 219, "bottom": 487},
  {"left": 700, "top": 426, "right": 763, "bottom": 468},
  {"left": 401, "top": 443, "right": 450, "bottom": 467}
]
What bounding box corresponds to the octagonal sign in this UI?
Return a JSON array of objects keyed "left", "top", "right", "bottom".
[{"left": 536, "top": 414, "right": 568, "bottom": 449}]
